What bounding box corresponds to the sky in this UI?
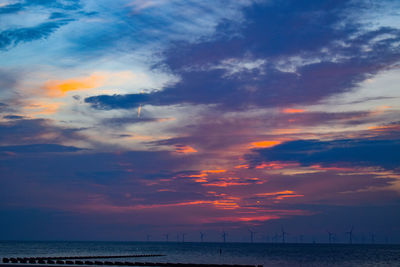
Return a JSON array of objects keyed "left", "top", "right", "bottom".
[{"left": 0, "top": 0, "right": 400, "bottom": 243}]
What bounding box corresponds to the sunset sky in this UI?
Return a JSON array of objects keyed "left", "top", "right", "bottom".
[{"left": 1, "top": 0, "right": 400, "bottom": 243}]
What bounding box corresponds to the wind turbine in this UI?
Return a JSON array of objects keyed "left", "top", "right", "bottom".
[
  {"left": 146, "top": 234, "right": 151, "bottom": 242},
  {"left": 222, "top": 231, "right": 227, "bottom": 243},
  {"left": 272, "top": 233, "right": 279, "bottom": 243},
  {"left": 345, "top": 226, "right": 354, "bottom": 244},
  {"left": 370, "top": 232, "right": 375, "bottom": 244},
  {"left": 164, "top": 234, "right": 169, "bottom": 242},
  {"left": 248, "top": 229, "right": 256, "bottom": 243},
  {"left": 327, "top": 231, "right": 334, "bottom": 244},
  {"left": 281, "top": 226, "right": 288, "bottom": 244},
  {"left": 200, "top": 232, "right": 205, "bottom": 242},
  {"left": 182, "top": 233, "right": 187, "bottom": 243}
]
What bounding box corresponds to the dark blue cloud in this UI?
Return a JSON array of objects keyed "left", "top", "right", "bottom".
[
  {"left": 0, "top": 3, "right": 24, "bottom": 14},
  {"left": 144, "top": 110, "right": 376, "bottom": 154},
  {"left": 164, "top": 0, "right": 356, "bottom": 70},
  {"left": 0, "top": 0, "right": 81, "bottom": 14},
  {"left": 0, "top": 0, "right": 83, "bottom": 50},
  {"left": 0, "top": 144, "right": 83, "bottom": 153},
  {"left": 0, "top": 103, "right": 15, "bottom": 114},
  {"left": 27, "top": 0, "right": 82, "bottom": 10},
  {"left": 84, "top": 1, "right": 400, "bottom": 111},
  {"left": 0, "top": 118, "right": 84, "bottom": 145},
  {"left": 85, "top": 93, "right": 150, "bottom": 110},
  {"left": 49, "top": 12, "right": 69, "bottom": 19},
  {"left": 3, "top": 115, "right": 25, "bottom": 120},
  {"left": 0, "top": 20, "right": 73, "bottom": 50},
  {"left": 247, "top": 139, "right": 400, "bottom": 169},
  {"left": 102, "top": 116, "right": 162, "bottom": 127}
]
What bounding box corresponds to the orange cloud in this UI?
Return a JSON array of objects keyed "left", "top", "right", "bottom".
[
  {"left": 282, "top": 108, "right": 306, "bottom": 114},
  {"left": 256, "top": 190, "right": 295, "bottom": 196},
  {"left": 203, "top": 181, "right": 251, "bottom": 187},
  {"left": 256, "top": 190, "right": 304, "bottom": 201},
  {"left": 175, "top": 145, "right": 198, "bottom": 153},
  {"left": 81, "top": 200, "right": 213, "bottom": 213},
  {"left": 236, "top": 215, "right": 280, "bottom": 222},
  {"left": 369, "top": 105, "right": 392, "bottom": 116},
  {"left": 275, "top": 194, "right": 304, "bottom": 200},
  {"left": 194, "top": 178, "right": 208, "bottom": 183},
  {"left": 44, "top": 74, "right": 106, "bottom": 97},
  {"left": 255, "top": 162, "right": 299, "bottom": 169},
  {"left": 202, "top": 176, "right": 255, "bottom": 187},
  {"left": 186, "top": 173, "right": 207, "bottom": 178},
  {"left": 368, "top": 123, "right": 400, "bottom": 132},
  {"left": 183, "top": 169, "right": 228, "bottom": 183},
  {"left": 270, "top": 128, "right": 300, "bottom": 135},
  {"left": 157, "top": 189, "right": 176, "bottom": 192},
  {"left": 23, "top": 102, "right": 63, "bottom": 115},
  {"left": 235, "top": 164, "right": 249, "bottom": 169},
  {"left": 310, "top": 164, "right": 356, "bottom": 172},
  {"left": 250, "top": 140, "right": 281, "bottom": 148},
  {"left": 211, "top": 196, "right": 240, "bottom": 210},
  {"left": 202, "top": 169, "right": 226, "bottom": 174}
]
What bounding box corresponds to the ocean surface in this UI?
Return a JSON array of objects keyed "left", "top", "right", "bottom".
[{"left": 1, "top": 241, "right": 400, "bottom": 267}]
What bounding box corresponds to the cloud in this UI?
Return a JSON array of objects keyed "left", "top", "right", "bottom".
[
  {"left": 0, "top": 143, "right": 83, "bottom": 153},
  {"left": 0, "top": 118, "right": 85, "bottom": 146},
  {"left": 3, "top": 114, "right": 25, "bottom": 120},
  {"left": 101, "top": 116, "right": 164, "bottom": 127},
  {"left": 84, "top": 2, "right": 400, "bottom": 112},
  {"left": 0, "top": 20, "right": 73, "bottom": 50},
  {"left": 0, "top": 69, "right": 18, "bottom": 92},
  {"left": 85, "top": 93, "right": 151, "bottom": 109},
  {"left": 1, "top": 0, "right": 400, "bottom": 241},
  {"left": 127, "top": 0, "right": 169, "bottom": 13},
  {"left": 282, "top": 108, "right": 306, "bottom": 114},
  {"left": 247, "top": 138, "right": 400, "bottom": 170},
  {"left": 0, "top": 0, "right": 81, "bottom": 14},
  {"left": 60, "top": 0, "right": 254, "bottom": 61},
  {"left": 174, "top": 145, "right": 197, "bottom": 154},
  {"left": 44, "top": 74, "right": 106, "bottom": 97},
  {"left": 0, "top": 2, "right": 24, "bottom": 14}
]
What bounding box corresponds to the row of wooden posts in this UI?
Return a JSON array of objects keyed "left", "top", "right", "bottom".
[{"left": 2, "top": 257, "right": 262, "bottom": 267}]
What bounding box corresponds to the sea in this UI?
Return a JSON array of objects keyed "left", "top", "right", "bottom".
[{"left": 1, "top": 241, "right": 400, "bottom": 267}]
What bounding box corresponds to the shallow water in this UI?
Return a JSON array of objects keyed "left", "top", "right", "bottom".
[{"left": 1, "top": 241, "right": 400, "bottom": 266}]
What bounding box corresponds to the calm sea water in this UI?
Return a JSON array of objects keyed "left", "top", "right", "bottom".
[{"left": 1, "top": 241, "right": 400, "bottom": 267}]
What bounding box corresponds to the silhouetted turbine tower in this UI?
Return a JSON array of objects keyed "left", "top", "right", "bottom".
[
  {"left": 164, "top": 234, "right": 169, "bottom": 242},
  {"left": 370, "top": 232, "right": 375, "bottom": 244},
  {"left": 248, "top": 229, "right": 256, "bottom": 243},
  {"left": 272, "top": 233, "right": 279, "bottom": 243},
  {"left": 345, "top": 226, "right": 354, "bottom": 244},
  {"left": 327, "top": 231, "right": 334, "bottom": 244},
  {"left": 182, "top": 233, "right": 187, "bottom": 242},
  {"left": 222, "top": 231, "right": 227, "bottom": 243},
  {"left": 146, "top": 234, "right": 151, "bottom": 242},
  {"left": 281, "top": 226, "right": 288, "bottom": 244},
  {"left": 200, "top": 232, "right": 205, "bottom": 242}
]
